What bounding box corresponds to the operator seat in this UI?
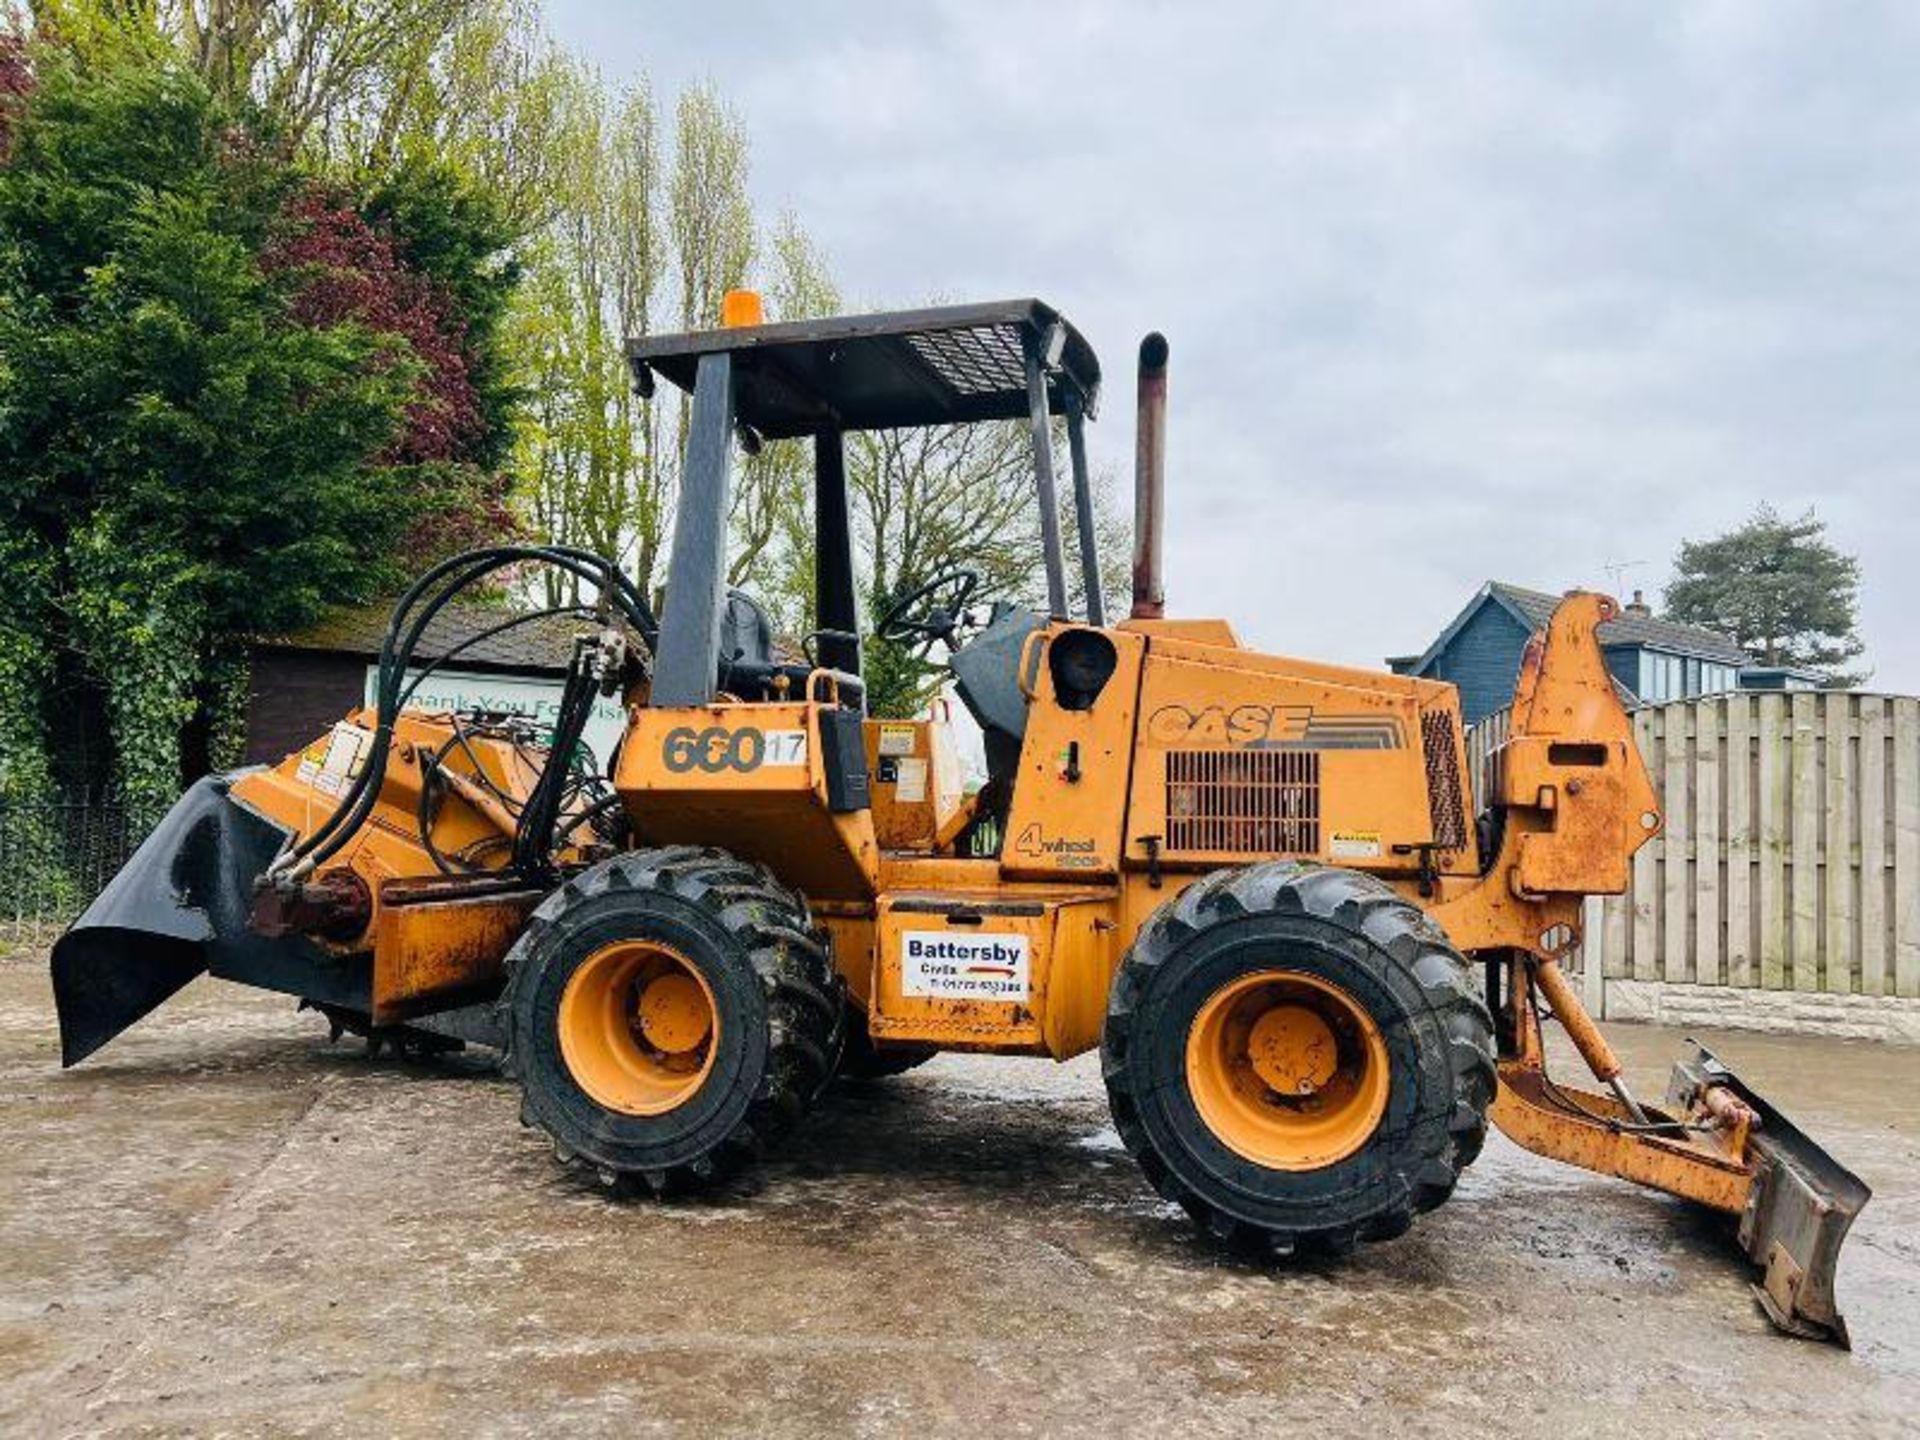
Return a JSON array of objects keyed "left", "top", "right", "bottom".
[
  {"left": 716, "top": 589, "right": 866, "bottom": 714},
  {"left": 715, "top": 589, "right": 793, "bottom": 700},
  {"left": 949, "top": 602, "right": 1044, "bottom": 823},
  {"left": 719, "top": 590, "right": 774, "bottom": 677}
]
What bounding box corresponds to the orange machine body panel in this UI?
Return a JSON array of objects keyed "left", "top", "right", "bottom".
[
  {"left": 617, "top": 701, "right": 879, "bottom": 900},
  {"left": 863, "top": 716, "right": 968, "bottom": 851},
  {"left": 372, "top": 880, "right": 544, "bottom": 1024},
  {"left": 218, "top": 598, "right": 1655, "bottom": 1070},
  {"left": 867, "top": 891, "right": 1114, "bottom": 1057},
  {"left": 1123, "top": 631, "right": 1478, "bottom": 885},
  {"left": 228, "top": 708, "right": 572, "bottom": 1024},
  {"left": 998, "top": 628, "right": 1146, "bottom": 881}
]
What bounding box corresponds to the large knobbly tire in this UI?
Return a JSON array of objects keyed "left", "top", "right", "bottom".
[
  {"left": 1102, "top": 861, "right": 1495, "bottom": 1256},
  {"left": 501, "top": 846, "right": 844, "bottom": 1194}
]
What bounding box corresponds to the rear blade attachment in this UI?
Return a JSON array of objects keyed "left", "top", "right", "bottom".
[
  {"left": 1668, "top": 1044, "right": 1871, "bottom": 1347},
  {"left": 50, "top": 774, "right": 368, "bottom": 1065}
]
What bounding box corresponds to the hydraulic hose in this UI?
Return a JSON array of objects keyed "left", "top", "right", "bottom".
[{"left": 265, "top": 546, "right": 653, "bottom": 887}]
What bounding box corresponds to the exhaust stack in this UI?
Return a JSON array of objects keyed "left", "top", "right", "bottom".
[{"left": 1131, "top": 332, "right": 1169, "bottom": 619}]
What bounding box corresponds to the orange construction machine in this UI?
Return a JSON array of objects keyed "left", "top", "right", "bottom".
[{"left": 54, "top": 297, "right": 1867, "bottom": 1343}]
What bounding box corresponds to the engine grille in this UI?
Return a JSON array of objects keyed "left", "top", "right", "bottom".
[
  {"left": 1166, "top": 750, "right": 1320, "bottom": 854},
  {"left": 1421, "top": 710, "right": 1469, "bottom": 852}
]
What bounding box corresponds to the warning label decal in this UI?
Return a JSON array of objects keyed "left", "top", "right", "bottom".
[
  {"left": 893, "top": 756, "right": 928, "bottom": 803},
  {"left": 901, "top": 930, "right": 1031, "bottom": 1001},
  {"left": 296, "top": 722, "right": 373, "bottom": 797}
]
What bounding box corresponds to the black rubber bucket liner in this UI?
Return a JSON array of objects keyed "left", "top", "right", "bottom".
[{"left": 50, "top": 774, "right": 369, "bottom": 1066}]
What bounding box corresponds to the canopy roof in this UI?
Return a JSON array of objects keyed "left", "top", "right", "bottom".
[{"left": 626, "top": 299, "right": 1101, "bottom": 440}]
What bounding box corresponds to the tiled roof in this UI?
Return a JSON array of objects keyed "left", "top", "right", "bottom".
[
  {"left": 257, "top": 601, "right": 589, "bottom": 673},
  {"left": 1488, "top": 582, "right": 1748, "bottom": 664}
]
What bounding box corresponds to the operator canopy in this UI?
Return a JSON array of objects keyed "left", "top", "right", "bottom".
[
  {"left": 630, "top": 295, "right": 1111, "bottom": 713},
  {"left": 626, "top": 298, "right": 1101, "bottom": 438}
]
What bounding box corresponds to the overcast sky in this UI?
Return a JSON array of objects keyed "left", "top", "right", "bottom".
[{"left": 549, "top": 1, "right": 1919, "bottom": 689}]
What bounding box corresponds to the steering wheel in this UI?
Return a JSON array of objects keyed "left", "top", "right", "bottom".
[{"left": 876, "top": 567, "right": 981, "bottom": 650}]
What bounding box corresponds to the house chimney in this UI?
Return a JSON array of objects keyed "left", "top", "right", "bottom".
[{"left": 1624, "top": 588, "right": 1652, "bottom": 617}]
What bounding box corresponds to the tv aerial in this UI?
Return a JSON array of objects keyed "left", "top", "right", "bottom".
[{"left": 1601, "top": 559, "right": 1647, "bottom": 595}]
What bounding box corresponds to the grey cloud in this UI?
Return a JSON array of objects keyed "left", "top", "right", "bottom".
[{"left": 551, "top": 0, "right": 1919, "bottom": 686}]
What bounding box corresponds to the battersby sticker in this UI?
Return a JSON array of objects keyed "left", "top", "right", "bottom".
[
  {"left": 1329, "top": 830, "right": 1382, "bottom": 859},
  {"left": 877, "top": 723, "right": 917, "bottom": 758},
  {"left": 901, "top": 930, "right": 1031, "bottom": 1001}
]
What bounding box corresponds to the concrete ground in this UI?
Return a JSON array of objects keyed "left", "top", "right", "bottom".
[{"left": 1, "top": 953, "right": 1915, "bottom": 1439}]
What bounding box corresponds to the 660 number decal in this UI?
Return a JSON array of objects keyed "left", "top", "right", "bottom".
[{"left": 661, "top": 725, "right": 807, "bottom": 773}]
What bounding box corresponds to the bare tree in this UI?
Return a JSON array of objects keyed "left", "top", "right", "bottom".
[
  {"left": 35, "top": 1, "right": 579, "bottom": 228},
  {"left": 511, "top": 70, "right": 662, "bottom": 607},
  {"left": 847, "top": 417, "right": 1126, "bottom": 716},
  {"left": 726, "top": 214, "right": 840, "bottom": 605},
  {"left": 57, "top": 0, "right": 483, "bottom": 146}
]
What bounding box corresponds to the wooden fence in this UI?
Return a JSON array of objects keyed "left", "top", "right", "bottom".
[{"left": 1468, "top": 693, "right": 1920, "bottom": 1002}]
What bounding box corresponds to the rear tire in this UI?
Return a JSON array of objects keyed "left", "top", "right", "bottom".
[
  {"left": 1102, "top": 862, "right": 1494, "bottom": 1255},
  {"left": 502, "top": 847, "right": 843, "bottom": 1193}
]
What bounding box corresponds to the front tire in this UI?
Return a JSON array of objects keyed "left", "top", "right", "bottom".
[
  {"left": 1102, "top": 862, "right": 1494, "bottom": 1255},
  {"left": 502, "top": 847, "right": 843, "bottom": 1193}
]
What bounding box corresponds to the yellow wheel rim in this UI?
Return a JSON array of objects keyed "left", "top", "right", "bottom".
[
  {"left": 1185, "top": 970, "right": 1390, "bottom": 1171},
  {"left": 558, "top": 939, "right": 718, "bottom": 1116}
]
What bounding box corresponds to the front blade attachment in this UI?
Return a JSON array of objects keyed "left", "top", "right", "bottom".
[
  {"left": 50, "top": 775, "right": 365, "bottom": 1065},
  {"left": 1669, "top": 1044, "right": 1871, "bottom": 1347}
]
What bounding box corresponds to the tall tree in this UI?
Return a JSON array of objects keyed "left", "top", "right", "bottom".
[
  {"left": 30, "top": 0, "right": 483, "bottom": 150},
  {"left": 667, "top": 84, "right": 752, "bottom": 345},
  {"left": 659, "top": 83, "right": 751, "bottom": 592},
  {"left": 510, "top": 69, "right": 662, "bottom": 607},
  {"left": 1664, "top": 504, "right": 1867, "bottom": 685},
  {"left": 0, "top": 51, "right": 477, "bottom": 808},
  {"left": 510, "top": 72, "right": 820, "bottom": 615}
]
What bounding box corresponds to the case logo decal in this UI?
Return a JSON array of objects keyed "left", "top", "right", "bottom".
[{"left": 1146, "top": 704, "right": 1404, "bottom": 750}]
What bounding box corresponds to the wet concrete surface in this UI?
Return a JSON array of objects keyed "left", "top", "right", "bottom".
[{"left": 1, "top": 953, "right": 1916, "bottom": 1438}]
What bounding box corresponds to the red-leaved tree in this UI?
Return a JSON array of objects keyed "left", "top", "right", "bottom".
[
  {"left": 262, "top": 185, "right": 482, "bottom": 465},
  {"left": 262, "top": 183, "right": 522, "bottom": 557},
  {"left": 0, "top": 33, "right": 33, "bottom": 159}
]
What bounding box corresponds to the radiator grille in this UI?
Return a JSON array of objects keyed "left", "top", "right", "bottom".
[
  {"left": 1166, "top": 750, "right": 1320, "bottom": 854},
  {"left": 1421, "top": 710, "right": 1469, "bottom": 851}
]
